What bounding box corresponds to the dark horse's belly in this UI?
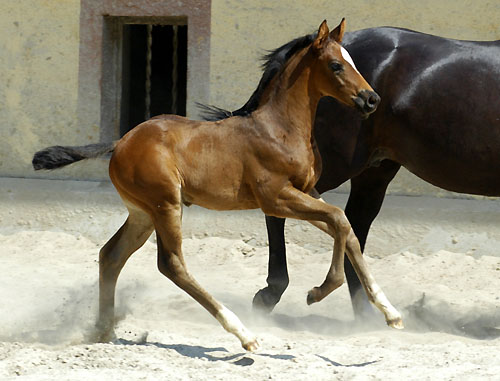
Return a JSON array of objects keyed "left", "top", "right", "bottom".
[{"left": 401, "top": 154, "right": 500, "bottom": 197}]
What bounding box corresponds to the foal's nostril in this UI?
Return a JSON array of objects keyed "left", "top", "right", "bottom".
[
  {"left": 368, "top": 94, "right": 380, "bottom": 107},
  {"left": 362, "top": 91, "right": 380, "bottom": 113},
  {"left": 354, "top": 90, "right": 380, "bottom": 115}
]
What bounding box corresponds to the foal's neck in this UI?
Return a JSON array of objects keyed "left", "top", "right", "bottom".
[{"left": 256, "top": 46, "right": 322, "bottom": 141}]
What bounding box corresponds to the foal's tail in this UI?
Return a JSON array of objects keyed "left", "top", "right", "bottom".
[{"left": 32, "top": 141, "right": 117, "bottom": 170}]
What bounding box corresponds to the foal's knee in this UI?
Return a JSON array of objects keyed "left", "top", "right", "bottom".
[
  {"left": 346, "top": 228, "right": 362, "bottom": 252},
  {"left": 332, "top": 209, "right": 351, "bottom": 238}
]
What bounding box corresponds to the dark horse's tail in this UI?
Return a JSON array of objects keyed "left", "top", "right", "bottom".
[{"left": 32, "top": 142, "right": 117, "bottom": 170}]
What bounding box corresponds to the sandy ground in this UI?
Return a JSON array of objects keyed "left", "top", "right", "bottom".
[{"left": 0, "top": 178, "right": 499, "bottom": 380}]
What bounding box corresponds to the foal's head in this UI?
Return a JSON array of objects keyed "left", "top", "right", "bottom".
[{"left": 311, "top": 19, "right": 380, "bottom": 116}]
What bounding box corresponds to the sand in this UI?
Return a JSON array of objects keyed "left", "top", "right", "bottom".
[{"left": 0, "top": 178, "right": 499, "bottom": 380}]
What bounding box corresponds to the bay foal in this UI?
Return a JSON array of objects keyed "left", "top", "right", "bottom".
[{"left": 33, "top": 20, "right": 402, "bottom": 350}]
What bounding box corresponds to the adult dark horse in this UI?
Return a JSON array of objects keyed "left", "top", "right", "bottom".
[{"left": 200, "top": 27, "right": 500, "bottom": 317}]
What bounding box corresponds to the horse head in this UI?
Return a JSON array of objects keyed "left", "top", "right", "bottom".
[{"left": 311, "top": 19, "right": 380, "bottom": 116}]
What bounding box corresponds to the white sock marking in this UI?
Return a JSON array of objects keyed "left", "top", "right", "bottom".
[{"left": 216, "top": 306, "right": 256, "bottom": 346}]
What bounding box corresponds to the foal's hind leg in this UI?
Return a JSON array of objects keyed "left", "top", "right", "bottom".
[
  {"left": 153, "top": 202, "right": 259, "bottom": 351},
  {"left": 96, "top": 208, "right": 154, "bottom": 342}
]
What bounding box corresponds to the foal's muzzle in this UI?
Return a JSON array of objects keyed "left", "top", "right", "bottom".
[{"left": 353, "top": 90, "right": 380, "bottom": 116}]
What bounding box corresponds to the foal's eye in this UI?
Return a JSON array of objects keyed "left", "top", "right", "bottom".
[{"left": 329, "top": 61, "right": 344, "bottom": 73}]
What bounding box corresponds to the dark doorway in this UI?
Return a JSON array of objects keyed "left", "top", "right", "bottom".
[{"left": 120, "top": 24, "right": 188, "bottom": 136}]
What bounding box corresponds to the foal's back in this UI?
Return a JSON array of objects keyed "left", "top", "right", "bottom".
[{"left": 111, "top": 116, "right": 260, "bottom": 210}]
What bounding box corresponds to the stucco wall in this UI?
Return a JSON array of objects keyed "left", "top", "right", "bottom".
[
  {"left": 1, "top": 0, "right": 499, "bottom": 192},
  {"left": 208, "top": 0, "right": 500, "bottom": 197},
  {"left": 0, "top": 0, "right": 95, "bottom": 179}
]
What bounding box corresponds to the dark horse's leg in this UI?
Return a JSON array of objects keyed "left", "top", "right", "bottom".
[
  {"left": 344, "top": 160, "right": 400, "bottom": 319},
  {"left": 252, "top": 216, "right": 288, "bottom": 312}
]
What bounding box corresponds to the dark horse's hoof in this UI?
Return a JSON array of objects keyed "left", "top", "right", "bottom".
[{"left": 252, "top": 288, "right": 280, "bottom": 314}]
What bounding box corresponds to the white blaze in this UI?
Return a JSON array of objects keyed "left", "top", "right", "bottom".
[{"left": 341, "top": 46, "right": 360, "bottom": 74}]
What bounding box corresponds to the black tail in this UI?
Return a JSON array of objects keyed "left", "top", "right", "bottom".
[{"left": 32, "top": 142, "right": 117, "bottom": 170}]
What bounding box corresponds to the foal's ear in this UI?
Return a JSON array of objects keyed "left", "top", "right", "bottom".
[
  {"left": 329, "top": 18, "right": 346, "bottom": 43},
  {"left": 313, "top": 20, "right": 330, "bottom": 51}
]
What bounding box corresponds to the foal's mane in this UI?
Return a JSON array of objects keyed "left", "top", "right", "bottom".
[{"left": 198, "top": 33, "right": 315, "bottom": 121}]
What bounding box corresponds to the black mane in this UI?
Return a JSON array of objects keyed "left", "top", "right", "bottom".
[{"left": 198, "top": 33, "right": 315, "bottom": 121}]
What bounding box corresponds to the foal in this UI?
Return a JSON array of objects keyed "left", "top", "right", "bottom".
[{"left": 33, "top": 20, "right": 402, "bottom": 350}]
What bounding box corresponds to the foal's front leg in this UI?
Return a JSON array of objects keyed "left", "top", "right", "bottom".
[
  {"left": 261, "top": 185, "right": 403, "bottom": 329},
  {"left": 304, "top": 188, "right": 346, "bottom": 305},
  {"left": 305, "top": 222, "right": 346, "bottom": 305}
]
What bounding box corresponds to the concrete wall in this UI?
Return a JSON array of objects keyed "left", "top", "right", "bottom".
[{"left": 1, "top": 0, "right": 499, "bottom": 195}]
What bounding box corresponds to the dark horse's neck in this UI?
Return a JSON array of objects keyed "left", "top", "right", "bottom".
[{"left": 253, "top": 45, "right": 322, "bottom": 143}]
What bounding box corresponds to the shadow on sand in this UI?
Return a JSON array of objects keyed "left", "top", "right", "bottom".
[
  {"left": 316, "top": 355, "right": 378, "bottom": 368},
  {"left": 116, "top": 339, "right": 296, "bottom": 366}
]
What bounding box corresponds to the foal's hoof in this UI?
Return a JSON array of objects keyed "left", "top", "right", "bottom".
[
  {"left": 87, "top": 330, "right": 116, "bottom": 344},
  {"left": 243, "top": 339, "right": 260, "bottom": 352},
  {"left": 306, "top": 287, "right": 322, "bottom": 305},
  {"left": 91, "top": 323, "right": 117, "bottom": 343},
  {"left": 387, "top": 317, "right": 404, "bottom": 330}
]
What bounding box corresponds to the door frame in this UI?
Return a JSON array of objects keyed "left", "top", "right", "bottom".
[{"left": 77, "top": 0, "right": 211, "bottom": 142}]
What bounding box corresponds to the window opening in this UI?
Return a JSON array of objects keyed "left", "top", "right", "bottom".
[{"left": 120, "top": 23, "right": 188, "bottom": 136}]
